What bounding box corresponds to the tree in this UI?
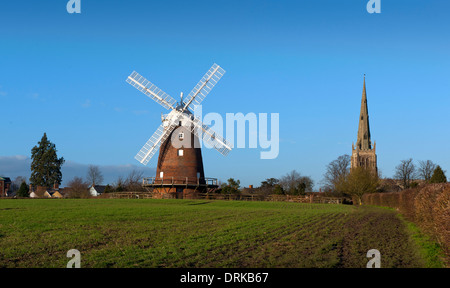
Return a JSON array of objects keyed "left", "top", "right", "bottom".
[
  {"left": 104, "top": 184, "right": 113, "bottom": 193},
  {"left": 293, "top": 182, "right": 307, "bottom": 196},
  {"left": 261, "top": 178, "right": 279, "bottom": 188},
  {"left": 418, "top": 160, "right": 437, "bottom": 182},
  {"left": 12, "top": 176, "right": 27, "bottom": 192},
  {"left": 221, "top": 178, "right": 241, "bottom": 194},
  {"left": 259, "top": 178, "right": 279, "bottom": 195},
  {"left": 273, "top": 184, "right": 284, "bottom": 195},
  {"left": 125, "top": 169, "right": 145, "bottom": 191},
  {"left": 86, "top": 165, "right": 104, "bottom": 187},
  {"left": 279, "top": 170, "right": 313, "bottom": 195},
  {"left": 336, "top": 166, "right": 379, "bottom": 205},
  {"left": 430, "top": 166, "right": 447, "bottom": 183},
  {"left": 114, "top": 176, "right": 125, "bottom": 192},
  {"left": 394, "top": 158, "right": 417, "bottom": 189},
  {"left": 30, "top": 133, "right": 65, "bottom": 188},
  {"left": 67, "top": 177, "right": 90, "bottom": 198},
  {"left": 322, "top": 154, "right": 351, "bottom": 192},
  {"left": 17, "top": 181, "right": 30, "bottom": 198}
]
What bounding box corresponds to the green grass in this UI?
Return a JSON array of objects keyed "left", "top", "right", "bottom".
[
  {"left": 0, "top": 199, "right": 431, "bottom": 268},
  {"left": 402, "top": 218, "right": 445, "bottom": 268}
]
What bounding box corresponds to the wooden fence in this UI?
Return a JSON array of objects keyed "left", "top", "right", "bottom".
[
  {"left": 106, "top": 192, "right": 153, "bottom": 199},
  {"left": 105, "top": 191, "right": 343, "bottom": 204}
]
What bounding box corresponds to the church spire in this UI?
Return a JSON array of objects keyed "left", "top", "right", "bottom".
[{"left": 356, "top": 75, "right": 371, "bottom": 150}]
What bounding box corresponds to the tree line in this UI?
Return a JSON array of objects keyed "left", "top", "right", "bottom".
[
  {"left": 66, "top": 167, "right": 147, "bottom": 198},
  {"left": 10, "top": 133, "right": 448, "bottom": 201},
  {"left": 217, "top": 170, "right": 314, "bottom": 197},
  {"left": 12, "top": 133, "right": 147, "bottom": 198},
  {"left": 320, "top": 154, "right": 447, "bottom": 204}
]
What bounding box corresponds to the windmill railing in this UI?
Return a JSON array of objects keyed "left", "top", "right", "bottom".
[{"left": 143, "top": 177, "right": 218, "bottom": 186}]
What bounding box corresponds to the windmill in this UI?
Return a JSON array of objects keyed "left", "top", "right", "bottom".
[{"left": 126, "top": 63, "right": 232, "bottom": 198}]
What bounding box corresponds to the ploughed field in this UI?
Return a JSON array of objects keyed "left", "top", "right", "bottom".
[{"left": 0, "top": 199, "right": 427, "bottom": 268}]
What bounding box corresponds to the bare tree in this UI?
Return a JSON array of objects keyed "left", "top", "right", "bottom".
[
  {"left": 279, "top": 170, "right": 314, "bottom": 195},
  {"left": 113, "top": 176, "right": 125, "bottom": 192},
  {"left": 418, "top": 160, "right": 436, "bottom": 182},
  {"left": 125, "top": 169, "right": 145, "bottom": 191},
  {"left": 394, "top": 158, "right": 417, "bottom": 189},
  {"left": 322, "top": 154, "right": 351, "bottom": 193},
  {"left": 86, "top": 165, "right": 104, "bottom": 187},
  {"left": 67, "top": 176, "right": 90, "bottom": 198}
]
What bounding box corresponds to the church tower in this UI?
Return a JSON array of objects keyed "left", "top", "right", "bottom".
[{"left": 351, "top": 76, "right": 378, "bottom": 173}]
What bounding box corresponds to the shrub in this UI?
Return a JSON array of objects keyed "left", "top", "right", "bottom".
[
  {"left": 362, "top": 183, "right": 450, "bottom": 264},
  {"left": 434, "top": 188, "right": 450, "bottom": 257}
]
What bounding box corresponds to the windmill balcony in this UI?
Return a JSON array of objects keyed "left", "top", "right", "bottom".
[{"left": 143, "top": 177, "right": 218, "bottom": 187}]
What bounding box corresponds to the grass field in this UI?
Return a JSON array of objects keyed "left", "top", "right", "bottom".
[{"left": 0, "top": 199, "right": 441, "bottom": 268}]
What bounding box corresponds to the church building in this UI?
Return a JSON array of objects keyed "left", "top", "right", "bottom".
[{"left": 351, "top": 76, "right": 378, "bottom": 173}]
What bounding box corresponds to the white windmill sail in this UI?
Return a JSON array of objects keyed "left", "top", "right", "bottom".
[
  {"left": 127, "top": 71, "right": 177, "bottom": 110},
  {"left": 135, "top": 121, "right": 178, "bottom": 165},
  {"left": 182, "top": 63, "right": 225, "bottom": 112},
  {"left": 126, "top": 63, "right": 232, "bottom": 166}
]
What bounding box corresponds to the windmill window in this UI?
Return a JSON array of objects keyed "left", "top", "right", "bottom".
[
  {"left": 179, "top": 121, "right": 182, "bottom": 126},
  {"left": 179, "top": 133, "right": 184, "bottom": 140},
  {"left": 160, "top": 172, "right": 164, "bottom": 178},
  {"left": 178, "top": 149, "right": 184, "bottom": 156}
]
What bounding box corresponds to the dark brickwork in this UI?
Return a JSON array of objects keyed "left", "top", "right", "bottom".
[{"left": 153, "top": 124, "right": 206, "bottom": 198}]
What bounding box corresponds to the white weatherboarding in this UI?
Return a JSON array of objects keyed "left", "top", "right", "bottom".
[{"left": 126, "top": 63, "right": 232, "bottom": 166}]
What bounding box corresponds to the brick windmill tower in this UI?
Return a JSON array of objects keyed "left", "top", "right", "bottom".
[{"left": 126, "top": 64, "right": 232, "bottom": 198}]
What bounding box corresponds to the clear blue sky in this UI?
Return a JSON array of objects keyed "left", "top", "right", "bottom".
[{"left": 1, "top": 0, "right": 449, "bottom": 188}]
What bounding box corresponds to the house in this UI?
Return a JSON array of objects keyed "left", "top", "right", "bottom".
[
  {"left": 89, "top": 185, "right": 106, "bottom": 197},
  {"left": 0, "top": 177, "right": 12, "bottom": 197},
  {"left": 51, "top": 191, "right": 63, "bottom": 198},
  {"left": 43, "top": 190, "right": 63, "bottom": 198},
  {"left": 29, "top": 183, "right": 63, "bottom": 198}
]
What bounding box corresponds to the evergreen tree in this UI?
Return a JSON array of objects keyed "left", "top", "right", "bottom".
[
  {"left": 430, "top": 165, "right": 447, "bottom": 183},
  {"left": 104, "top": 184, "right": 113, "bottom": 193},
  {"left": 30, "top": 133, "right": 65, "bottom": 188},
  {"left": 273, "top": 184, "right": 285, "bottom": 195},
  {"left": 17, "top": 181, "right": 29, "bottom": 197},
  {"left": 221, "top": 178, "right": 241, "bottom": 194}
]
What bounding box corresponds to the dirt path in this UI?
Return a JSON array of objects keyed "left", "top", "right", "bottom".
[{"left": 337, "top": 207, "right": 425, "bottom": 268}]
